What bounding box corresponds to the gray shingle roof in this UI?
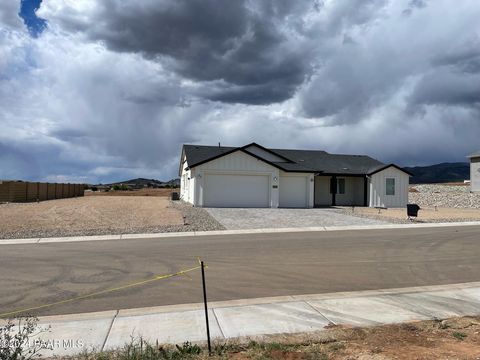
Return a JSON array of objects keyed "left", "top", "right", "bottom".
[
  {"left": 182, "top": 143, "right": 410, "bottom": 176},
  {"left": 468, "top": 151, "right": 480, "bottom": 158}
]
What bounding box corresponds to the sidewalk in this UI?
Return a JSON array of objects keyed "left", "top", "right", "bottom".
[{"left": 10, "top": 281, "right": 480, "bottom": 357}]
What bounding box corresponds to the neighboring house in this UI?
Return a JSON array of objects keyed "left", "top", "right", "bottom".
[
  {"left": 178, "top": 143, "right": 412, "bottom": 208},
  {"left": 468, "top": 151, "right": 480, "bottom": 192}
]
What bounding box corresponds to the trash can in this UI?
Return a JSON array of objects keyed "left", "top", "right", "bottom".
[
  {"left": 171, "top": 192, "right": 179, "bottom": 201},
  {"left": 407, "top": 204, "right": 420, "bottom": 219}
]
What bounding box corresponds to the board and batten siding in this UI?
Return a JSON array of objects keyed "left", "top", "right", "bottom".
[
  {"left": 471, "top": 157, "right": 480, "bottom": 193},
  {"left": 194, "top": 150, "right": 280, "bottom": 207},
  {"left": 369, "top": 166, "right": 409, "bottom": 208},
  {"left": 180, "top": 159, "right": 196, "bottom": 205}
]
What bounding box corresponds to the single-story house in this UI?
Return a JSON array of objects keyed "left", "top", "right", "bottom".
[
  {"left": 179, "top": 143, "right": 412, "bottom": 208},
  {"left": 468, "top": 151, "right": 480, "bottom": 192}
]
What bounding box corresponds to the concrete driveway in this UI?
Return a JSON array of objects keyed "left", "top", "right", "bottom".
[{"left": 205, "top": 207, "right": 389, "bottom": 230}]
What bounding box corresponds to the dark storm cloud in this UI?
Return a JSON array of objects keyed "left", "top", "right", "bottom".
[
  {"left": 410, "top": 38, "right": 480, "bottom": 107},
  {"left": 43, "top": 0, "right": 317, "bottom": 105},
  {"left": 3, "top": 0, "right": 480, "bottom": 184},
  {"left": 410, "top": 70, "right": 480, "bottom": 107}
]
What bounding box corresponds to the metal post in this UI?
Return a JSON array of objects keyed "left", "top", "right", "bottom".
[{"left": 201, "top": 261, "right": 211, "bottom": 355}]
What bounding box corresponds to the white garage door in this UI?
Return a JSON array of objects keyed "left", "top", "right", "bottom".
[
  {"left": 279, "top": 176, "right": 308, "bottom": 208},
  {"left": 203, "top": 173, "right": 270, "bottom": 207}
]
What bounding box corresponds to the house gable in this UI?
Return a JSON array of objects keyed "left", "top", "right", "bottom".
[{"left": 196, "top": 149, "right": 278, "bottom": 173}]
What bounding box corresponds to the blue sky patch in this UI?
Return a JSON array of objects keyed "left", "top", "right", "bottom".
[{"left": 19, "top": 0, "right": 46, "bottom": 37}]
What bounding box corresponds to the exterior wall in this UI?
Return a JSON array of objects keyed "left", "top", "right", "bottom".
[
  {"left": 471, "top": 157, "right": 480, "bottom": 192},
  {"left": 180, "top": 159, "right": 195, "bottom": 205},
  {"left": 194, "top": 150, "right": 280, "bottom": 207},
  {"left": 369, "top": 167, "right": 409, "bottom": 208},
  {"left": 279, "top": 171, "right": 314, "bottom": 208},
  {"left": 244, "top": 145, "right": 288, "bottom": 162}
]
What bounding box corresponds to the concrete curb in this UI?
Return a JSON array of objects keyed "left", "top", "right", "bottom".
[{"left": 1, "top": 221, "right": 480, "bottom": 245}]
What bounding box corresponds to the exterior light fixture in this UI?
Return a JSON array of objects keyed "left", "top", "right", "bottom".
[{"left": 273, "top": 176, "right": 278, "bottom": 182}]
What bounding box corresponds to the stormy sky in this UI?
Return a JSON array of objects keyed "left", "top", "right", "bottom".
[{"left": 0, "top": 0, "right": 479, "bottom": 183}]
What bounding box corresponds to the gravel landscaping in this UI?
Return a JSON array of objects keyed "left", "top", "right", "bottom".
[
  {"left": 0, "top": 197, "right": 224, "bottom": 239},
  {"left": 339, "top": 184, "right": 480, "bottom": 223},
  {"left": 410, "top": 184, "right": 480, "bottom": 208}
]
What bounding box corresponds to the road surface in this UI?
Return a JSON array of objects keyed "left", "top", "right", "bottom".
[{"left": 1, "top": 225, "right": 480, "bottom": 316}]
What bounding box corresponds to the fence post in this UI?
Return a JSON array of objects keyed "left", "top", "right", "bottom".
[{"left": 201, "top": 261, "right": 211, "bottom": 355}]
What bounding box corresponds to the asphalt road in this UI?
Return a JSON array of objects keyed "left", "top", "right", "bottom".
[{"left": 1, "top": 225, "right": 480, "bottom": 316}]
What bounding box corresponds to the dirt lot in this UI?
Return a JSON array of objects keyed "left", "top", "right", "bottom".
[
  {"left": 79, "top": 316, "right": 480, "bottom": 359},
  {"left": 343, "top": 206, "right": 480, "bottom": 223},
  {"left": 0, "top": 196, "right": 186, "bottom": 239}
]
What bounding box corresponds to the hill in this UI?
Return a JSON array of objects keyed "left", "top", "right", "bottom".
[
  {"left": 404, "top": 162, "right": 469, "bottom": 184},
  {"left": 101, "top": 178, "right": 179, "bottom": 188}
]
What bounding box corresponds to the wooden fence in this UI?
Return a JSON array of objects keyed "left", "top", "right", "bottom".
[{"left": 0, "top": 181, "right": 84, "bottom": 203}]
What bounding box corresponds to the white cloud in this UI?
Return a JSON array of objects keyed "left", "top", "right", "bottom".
[{"left": 0, "top": 0, "right": 24, "bottom": 30}]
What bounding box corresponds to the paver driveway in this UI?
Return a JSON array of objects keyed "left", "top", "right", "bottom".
[{"left": 205, "top": 207, "right": 390, "bottom": 230}]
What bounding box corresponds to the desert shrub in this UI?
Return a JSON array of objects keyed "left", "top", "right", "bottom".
[
  {"left": 0, "top": 317, "right": 50, "bottom": 360},
  {"left": 112, "top": 185, "right": 129, "bottom": 191}
]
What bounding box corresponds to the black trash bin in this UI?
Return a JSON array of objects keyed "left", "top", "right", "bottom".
[
  {"left": 171, "top": 192, "right": 179, "bottom": 201},
  {"left": 407, "top": 204, "right": 420, "bottom": 219}
]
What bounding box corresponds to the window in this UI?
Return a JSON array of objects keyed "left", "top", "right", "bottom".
[
  {"left": 337, "top": 178, "right": 345, "bottom": 194},
  {"left": 386, "top": 178, "right": 395, "bottom": 195}
]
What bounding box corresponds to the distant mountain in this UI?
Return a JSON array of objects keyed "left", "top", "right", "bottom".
[
  {"left": 164, "top": 178, "right": 180, "bottom": 187},
  {"left": 102, "top": 177, "right": 179, "bottom": 188},
  {"left": 404, "top": 162, "right": 470, "bottom": 184}
]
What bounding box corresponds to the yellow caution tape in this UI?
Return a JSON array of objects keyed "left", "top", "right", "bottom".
[{"left": 0, "top": 263, "right": 204, "bottom": 318}]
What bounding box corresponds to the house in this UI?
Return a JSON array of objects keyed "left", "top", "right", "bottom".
[
  {"left": 178, "top": 143, "right": 412, "bottom": 208},
  {"left": 468, "top": 151, "right": 480, "bottom": 192}
]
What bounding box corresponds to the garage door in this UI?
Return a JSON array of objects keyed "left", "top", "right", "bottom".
[
  {"left": 203, "top": 174, "right": 270, "bottom": 207},
  {"left": 279, "top": 176, "right": 308, "bottom": 208}
]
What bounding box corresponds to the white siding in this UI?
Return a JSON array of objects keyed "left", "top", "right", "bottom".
[
  {"left": 195, "top": 150, "right": 280, "bottom": 207},
  {"left": 471, "top": 157, "right": 480, "bottom": 192},
  {"left": 180, "top": 157, "right": 195, "bottom": 205},
  {"left": 369, "top": 167, "right": 409, "bottom": 208}
]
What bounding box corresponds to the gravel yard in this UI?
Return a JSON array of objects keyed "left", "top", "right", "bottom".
[
  {"left": 410, "top": 183, "right": 480, "bottom": 208},
  {"left": 0, "top": 197, "right": 224, "bottom": 239},
  {"left": 340, "top": 184, "right": 480, "bottom": 223}
]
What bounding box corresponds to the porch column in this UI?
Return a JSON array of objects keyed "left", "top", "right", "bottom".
[
  {"left": 331, "top": 176, "right": 337, "bottom": 206},
  {"left": 363, "top": 176, "right": 368, "bottom": 206}
]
